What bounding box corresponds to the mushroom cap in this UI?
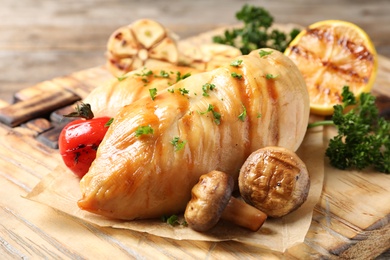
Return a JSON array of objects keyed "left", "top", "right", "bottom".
[
  {"left": 238, "top": 146, "right": 310, "bottom": 218},
  {"left": 184, "top": 170, "right": 234, "bottom": 232}
]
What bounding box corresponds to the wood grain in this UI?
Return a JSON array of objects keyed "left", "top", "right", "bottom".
[
  {"left": 1, "top": 42, "right": 390, "bottom": 260},
  {"left": 1, "top": 0, "right": 390, "bottom": 103}
]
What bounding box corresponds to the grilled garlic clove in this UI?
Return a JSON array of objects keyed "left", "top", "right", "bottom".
[{"left": 106, "top": 19, "right": 179, "bottom": 77}]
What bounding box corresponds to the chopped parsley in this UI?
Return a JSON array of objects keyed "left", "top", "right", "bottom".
[
  {"left": 149, "top": 88, "right": 157, "bottom": 100},
  {"left": 230, "top": 59, "right": 243, "bottom": 67},
  {"left": 202, "top": 83, "right": 216, "bottom": 97},
  {"left": 238, "top": 104, "right": 247, "bottom": 121},
  {"left": 117, "top": 74, "right": 128, "bottom": 81},
  {"left": 199, "top": 104, "right": 221, "bottom": 125},
  {"left": 155, "top": 70, "right": 170, "bottom": 78},
  {"left": 259, "top": 50, "right": 273, "bottom": 58},
  {"left": 167, "top": 88, "right": 175, "bottom": 93},
  {"left": 170, "top": 137, "right": 187, "bottom": 151},
  {"left": 266, "top": 73, "right": 278, "bottom": 79},
  {"left": 176, "top": 71, "right": 191, "bottom": 82},
  {"left": 231, "top": 72, "right": 243, "bottom": 79},
  {"left": 135, "top": 125, "right": 154, "bottom": 137},
  {"left": 135, "top": 68, "right": 153, "bottom": 84},
  {"left": 179, "top": 88, "right": 190, "bottom": 95},
  {"left": 136, "top": 68, "right": 153, "bottom": 77}
]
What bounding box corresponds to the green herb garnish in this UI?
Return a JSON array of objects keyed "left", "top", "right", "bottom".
[
  {"left": 136, "top": 68, "right": 153, "bottom": 77},
  {"left": 170, "top": 137, "right": 187, "bottom": 151},
  {"left": 176, "top": 72, "right": 191, "bottom": 82},
  {"left": 308, "top": 86, "right": 390, "bottom": 173},
  {"left": 135, "top": 125, "right": 154, "bottom": 137},
  {"left": 231, "top": 72, "right": 243, "bottom": 79},
  {"left": 212, "top": 5, "right": 300, "bottom": 54},
  {"left": 179, "top": 88, "right": 190, "bottom": 95},
  {"left": 155, "top": 70, "right": 170, "bottom": 78},
  {"left": 199, "top": 104, "right": 221, "bottom": 125},
  {"left": 135, "top": 68, "right": 153, "bottom": 84},
  {"left": 202, "top": 83, "right": 216, "bottom": 97},
  {"left": 149, "top": 88, "right": 157, "bottom": 100},
  {"left": 238, "top": 104, "right": 247, "bottom": 121},
  {"left": 161, "top": 215, "right": 187, "bottom": 226},
  {"left": 259, "top": 50, "right": 273, "bottom": 58},
  {"left": 266, "top": 73, "right": 278, "bottom": 79},
  {"left": 230, "top": 59, "right": 243, "bottom": 67},
  {"left": 117, "top": 75, "right": 128, "bottom": 81}
]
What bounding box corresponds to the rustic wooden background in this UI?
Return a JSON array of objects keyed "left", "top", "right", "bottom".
[
  {"left": 1, "top": 0, "right": 390, "bottom": 104},
  {"left": 1, "top": 0, "right": 389, "bottom": 258}
]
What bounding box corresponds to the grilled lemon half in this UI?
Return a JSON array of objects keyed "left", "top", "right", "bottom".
[{"left": 284, "top": 20, "right": 378, "bottom": 115}]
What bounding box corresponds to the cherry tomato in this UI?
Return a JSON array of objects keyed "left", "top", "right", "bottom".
[
  {"left": 59, "top": 116, "right": 111, "bottom": 178},
  {"left": 58, "top": 103, "right": 111, "bottom": 178}
]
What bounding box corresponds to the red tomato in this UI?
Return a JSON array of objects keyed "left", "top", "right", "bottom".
[{"left": 59, "top": 117, "right": 111, "bottom": 178}]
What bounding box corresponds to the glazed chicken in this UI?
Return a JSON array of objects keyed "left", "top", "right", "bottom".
[
  {"left": 78, "top": 48, "right": 310, "bottom": 220},
  {"left": 83, "top": 64, "right": 200, "bottom": 118}
]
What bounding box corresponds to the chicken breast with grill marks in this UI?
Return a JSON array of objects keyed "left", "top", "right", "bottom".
[
  {"left": 78, "top": 48, "right": 310, "bottom": 220},
  {"left": 83, "top": 64, "right": 200, "bottom": 118}
]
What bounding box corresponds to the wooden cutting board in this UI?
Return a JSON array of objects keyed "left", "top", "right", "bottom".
[{"left": 0, "top": 25, "right": 389, "bottom": 259}]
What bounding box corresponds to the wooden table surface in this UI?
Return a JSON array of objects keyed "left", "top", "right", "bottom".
[
  {"left": 1, "top": 0, "right": 390, "bottom": 103},
  {"left": 1, "top": 0, "right": 390, "bottom": 259}
]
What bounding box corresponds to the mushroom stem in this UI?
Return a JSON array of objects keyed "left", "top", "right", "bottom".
[
  {"left": 185, "top": 170, "right": 267, "bottom": 232},
  {"left": 221, "top": 197, "right": 267, "bottom": 232}
]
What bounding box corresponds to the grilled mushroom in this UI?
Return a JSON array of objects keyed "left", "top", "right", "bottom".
[
  {"left": 239, "top": 146, "right": 310, "bottom": 218},
  {"left": 184, "top": 170, "right": 267, "bottom": 232}
]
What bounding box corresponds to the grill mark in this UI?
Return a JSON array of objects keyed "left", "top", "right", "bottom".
[
  {"left": 326, "top": 63, "right": 370, "bottom": 84},
  {"left": 178, "top": 105, "right": 194, "bottom": 171},
  {"left": 307, "top": 27, "right": 374, "bottom": 80},
  {"left": 307, "top": 28, "right": 334, "bottom": 42},
  {"left": 339, "top": 37, "right": 375, "bottom": 62},
  {"left": 266, "top": 79, "right": 280, "bottom": 144},
  {"left": 232, "top": 63, "right": 253, "bottom": 159}
]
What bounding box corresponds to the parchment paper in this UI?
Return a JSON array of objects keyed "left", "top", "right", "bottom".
[{"left": 26, "top": 127, "right": 324, "bottom": 252}]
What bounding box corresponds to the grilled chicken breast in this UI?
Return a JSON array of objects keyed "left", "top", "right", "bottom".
[
  {"left": 83, "top": 64, "right": 200, "bottom": 118},
  {"left": 78, "top": 48, "right": 310, "bottom": 220}
]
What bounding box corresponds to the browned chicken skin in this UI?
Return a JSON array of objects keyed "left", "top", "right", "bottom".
[
  {"left": 83, "top": 64, "right": 200, "bottom": 118},
  {"left": 78, "top": 48, "right": 310, "bottom": 220}
]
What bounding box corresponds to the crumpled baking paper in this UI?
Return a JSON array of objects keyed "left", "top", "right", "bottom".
[{"left": 26, "top": 127, "right": 324, "bottom": 252}]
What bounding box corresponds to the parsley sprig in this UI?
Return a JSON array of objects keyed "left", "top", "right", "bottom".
[
  {"left": 212, "top": 5, "right": 300, "bottom": 54},
  {"left": 161, "top": 215, "right": 187, "bottom": 226},
  {"left": 308, "top": 86, "right": 390, "bottom": 173}
]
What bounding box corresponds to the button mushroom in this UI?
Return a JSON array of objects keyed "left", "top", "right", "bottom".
[
  {"left": 106, "top": 19, "right": 179, "bottom": 77},
  {"left": 238, "top": 146, "right": 310, "bottom": 218},
  {"left": 184, "top": 170, "right": 267, "bottom": 232}
]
